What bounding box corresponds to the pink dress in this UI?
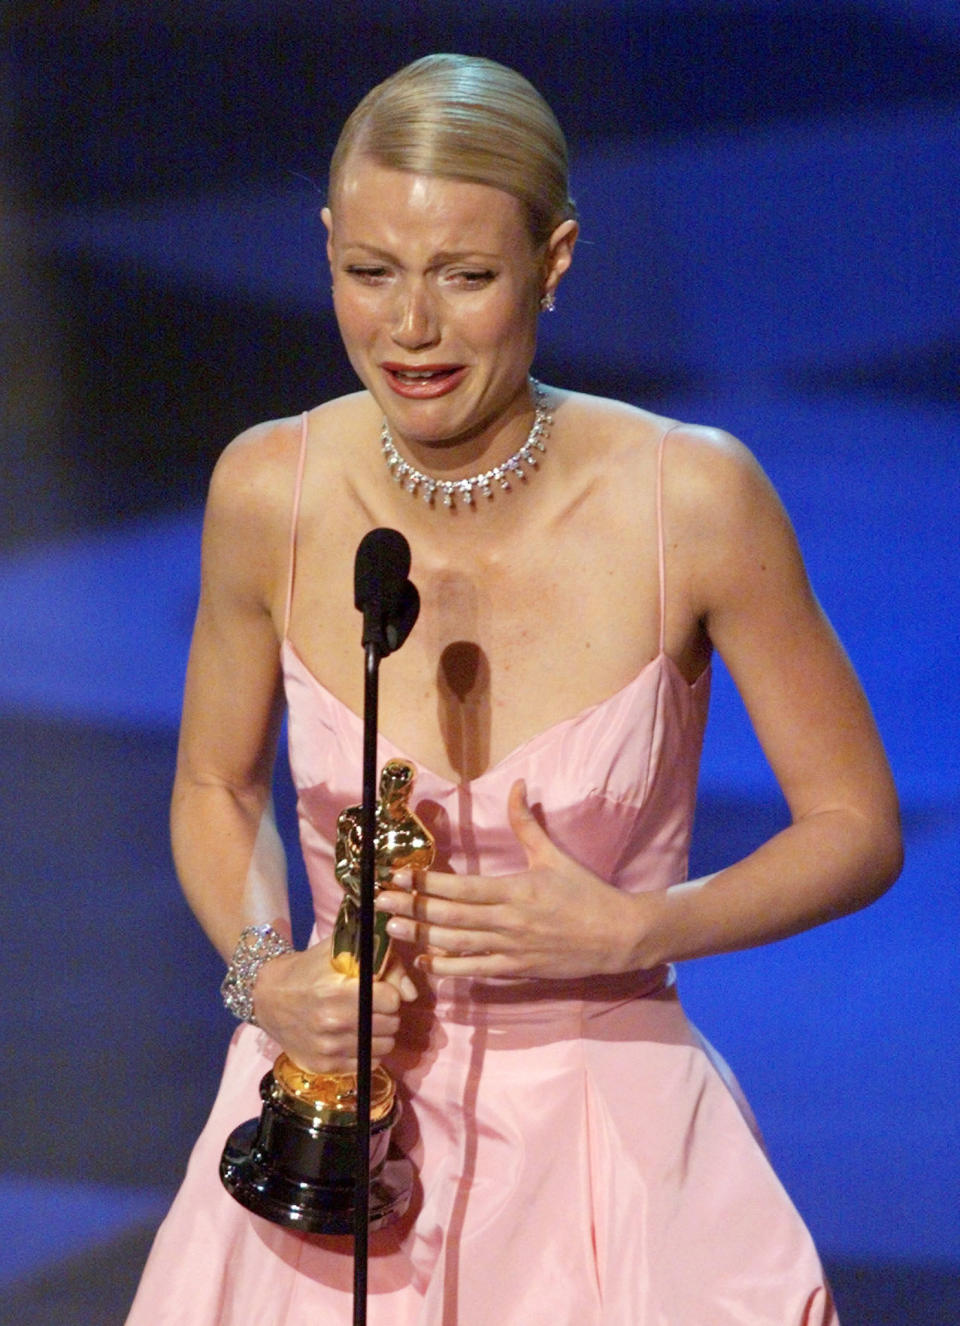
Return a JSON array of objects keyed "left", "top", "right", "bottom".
[{"left": 127, "top": 419, "right": 837, "bottom": 1325}]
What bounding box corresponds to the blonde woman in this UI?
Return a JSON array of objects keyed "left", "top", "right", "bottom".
[{"left": 128, "top": 55, "right": 901, "bottom": 1325}]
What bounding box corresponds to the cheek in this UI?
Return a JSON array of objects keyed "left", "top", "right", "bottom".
[
  {"left": 496, "top": 302, "right": 540, "bottom": 357},
  {"left": 330, "top": 301, "right": 377, "bottom": 387},
  {"left": 332, "top": 289, "right": 377, "bottom": 348},
  {"left": 469, "top": 289, "right": 538, "bottom": 349}
]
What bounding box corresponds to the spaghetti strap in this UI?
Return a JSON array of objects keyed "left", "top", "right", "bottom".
[
  {"left": 655, "top": 425, "right": 677, "bottom": 655},
  {"left": 282, "top": 412, "right": 310, "bottom": 641}
]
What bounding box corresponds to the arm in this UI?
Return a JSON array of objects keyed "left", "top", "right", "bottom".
[
  {"left": 636, "top": 427, "right": 902, "bottom": 964},
  {"left": 172, "top": 425, "right": 291, "bottom": 959},
  {"left": 173, "top": 423, "right": 414, "bottom": 1067},
  {"left": 376, "top": 428, "right": 902, "bottom": 976}
]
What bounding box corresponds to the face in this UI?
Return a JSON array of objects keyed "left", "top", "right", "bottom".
[
  {"left": 323, "top": 158, "right": 576, "bottom": 454},
  {"left": 380, "top": 759, "right": 413, "bottom": 805}
]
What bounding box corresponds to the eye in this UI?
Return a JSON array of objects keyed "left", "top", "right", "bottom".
[
  {"left": 345, "top": 264, "right": 391, "bottom": 284},
  {"left": 448, "top": 269, "right": 496, "bottom": 288}
]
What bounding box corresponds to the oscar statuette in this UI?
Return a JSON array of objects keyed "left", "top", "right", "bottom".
[{"left": 219, "top": 758, "right": 434, "bottom": 1234}]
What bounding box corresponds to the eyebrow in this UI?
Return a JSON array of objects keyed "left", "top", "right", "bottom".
[{"left": 340, "top": 243, "right": 501, "bottom": 264}]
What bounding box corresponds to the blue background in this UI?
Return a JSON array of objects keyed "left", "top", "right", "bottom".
[{"left": 1, "top": 3, "right": 957, "bottom": 1321}]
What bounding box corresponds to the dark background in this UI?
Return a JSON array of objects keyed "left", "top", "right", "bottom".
[{"left": 1, "top": 3, "right": 958, "bottom": 1322}]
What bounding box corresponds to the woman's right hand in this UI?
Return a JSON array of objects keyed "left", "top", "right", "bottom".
[{"left": 250, "top": 938, "right": 418, "bottom": 1074}]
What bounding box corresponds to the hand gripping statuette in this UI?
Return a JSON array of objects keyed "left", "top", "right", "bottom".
[{"left": 220, "top": 759, "right": 435, "bottom": 1233}]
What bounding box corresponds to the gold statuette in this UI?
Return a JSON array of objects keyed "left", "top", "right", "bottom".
[
  {"left": 332, "top": 758, "right": 436, "bottom": 978},
  {"left": 220, "top": 759, "right": 434, "bottom": 1233}
]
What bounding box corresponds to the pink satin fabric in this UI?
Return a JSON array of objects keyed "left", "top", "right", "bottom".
[{"left": 127, "top": 642, "right": 837, "bottom": 1324}]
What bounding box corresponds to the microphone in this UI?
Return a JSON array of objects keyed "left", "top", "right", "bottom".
[{"left": 354, "top": 528, "right": 420, "bottom": 656}]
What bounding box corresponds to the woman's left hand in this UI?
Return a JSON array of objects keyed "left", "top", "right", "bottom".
[{"left": 375, "top": 779, "right": 650, "bottom": 980}]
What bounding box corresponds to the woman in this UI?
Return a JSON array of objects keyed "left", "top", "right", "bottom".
[{"left": 128, "top": 54, "right": 901, "bottom": 1325}]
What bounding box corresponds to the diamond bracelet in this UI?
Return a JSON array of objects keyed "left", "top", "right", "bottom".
[{"left": 220, "top": 923, "right": 294, "bottom": 1025}]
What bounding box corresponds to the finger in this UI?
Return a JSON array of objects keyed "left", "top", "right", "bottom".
[
  {"left": 506, "top": 778, "right": 555, "bottom": 864},
  {"left": 379, "top": 949, "right": 418, "bottom": 1003},
  {"left": 379, "top": 890, "right": 468, "bottom": 925},
  {"left": 415, "top": 951, "right": 515, "bottom": 978},
  {"left": 383, "top": 893, "right": 504, "bottom": 942},
  {"left": 378, "top": 871, "right": 510, "bottom": 910},
  {"left": 370, "top": 1010, "right": 402, "bottom": 1038},
  {"left": 371, "top": 979, "right": 403, "bottom": 1014},
  {"left": 399, "top": 919, "right": 505, "bottom": 957}
]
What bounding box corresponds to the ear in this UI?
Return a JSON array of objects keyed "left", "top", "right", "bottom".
[
  {"left": 541, "top": 218, "right": 578, "bottom": 301},
  {"left": 321, "top": 205, "right": 334, "bottom": 266}
]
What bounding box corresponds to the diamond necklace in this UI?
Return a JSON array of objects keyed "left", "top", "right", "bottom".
[{"left": 380, "top": 378, "right": 552, "bottom": 509}]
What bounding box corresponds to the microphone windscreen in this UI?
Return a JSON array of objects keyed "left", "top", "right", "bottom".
[{"left": 354, "top": 528, "right": 411, "bottom": 615}]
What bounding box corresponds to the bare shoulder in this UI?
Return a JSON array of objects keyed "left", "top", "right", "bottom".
[
  {"left": 207, "top": 393, "right": 369, "bottom": 521},
  {"left": 668, "top": 440, "right": 818, "bottom": 625},
  {"left": 200, "top": 395, "right": 369, "bottom": 603},
  {"left": 552, "top": 389, "right": 767, "bottom": 502},
  {"left": 309, "top": 389, "right": 378, "bottom": 440},
  {"left": 660, "top": 417, "right": 764, "bottom": 480},
  {"left": 559, "top": 391, "right": 778, "bottom": 527},
  {"left": 207, "top": 413, "right": 301, "bottom": 520},
  {"left": 552, "top": 388, "right": 671, "bottom": 457},
  {"left": 553, "top": 388, "right": 797, "bottom": 592},
  {"left": 658, "top": 421, "right": 809, "bottom": 623}
]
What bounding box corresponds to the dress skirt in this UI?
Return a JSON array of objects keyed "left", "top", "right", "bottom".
[{"left": 127, "top": 976, "right": 836, "bottom": 1325}]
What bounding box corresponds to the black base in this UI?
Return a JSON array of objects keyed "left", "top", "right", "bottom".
[{"left": 219, "top": 1071, "right": 413, "bottom": 1235}]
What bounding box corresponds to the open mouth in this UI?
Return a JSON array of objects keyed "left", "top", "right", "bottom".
[
  {"left": 382, "top": 365, "right": 465, "bottom": 396},
  {"left": 391, "top": 368, "right": 450, "bottom": 382}
]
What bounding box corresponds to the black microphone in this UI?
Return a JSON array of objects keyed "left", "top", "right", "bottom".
[{"left": 354, "top": 528, "right": 419, "bottom": 656}]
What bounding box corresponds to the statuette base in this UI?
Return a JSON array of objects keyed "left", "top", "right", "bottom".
[{"left": 220, "top": 1069, "right": 412, "bottom": 1235}]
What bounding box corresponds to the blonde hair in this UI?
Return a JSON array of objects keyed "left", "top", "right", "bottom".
[{"left": 328, "top": 54, "right": 577, "bottom": 247}]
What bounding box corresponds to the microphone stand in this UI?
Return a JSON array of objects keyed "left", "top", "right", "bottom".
[
  {"left": 354, "top": 638, "right": 380, "bottom": 1326},
  {"left": 351, "top": 525, "right": 419, "bottom": 1326}
]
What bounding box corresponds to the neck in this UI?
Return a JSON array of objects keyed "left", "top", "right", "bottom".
[
  {"left": 381, "top": 380, "right": 552, "bottom": 511},
  {"left": 391, "top": 378, "right": 538, "bottom": 472}
]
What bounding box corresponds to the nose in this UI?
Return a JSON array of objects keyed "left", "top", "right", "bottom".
[{"left": 391, "top": 280, "right": 440, "bottom": 350}]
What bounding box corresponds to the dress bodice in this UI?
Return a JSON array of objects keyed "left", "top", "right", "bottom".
[{"left": 283, "top": 638, "right": 710, "bottom": 956}]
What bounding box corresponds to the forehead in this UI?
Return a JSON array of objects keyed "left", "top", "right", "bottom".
[{"left": 330, "top": 160, "right": 533, "bottom": 256}]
